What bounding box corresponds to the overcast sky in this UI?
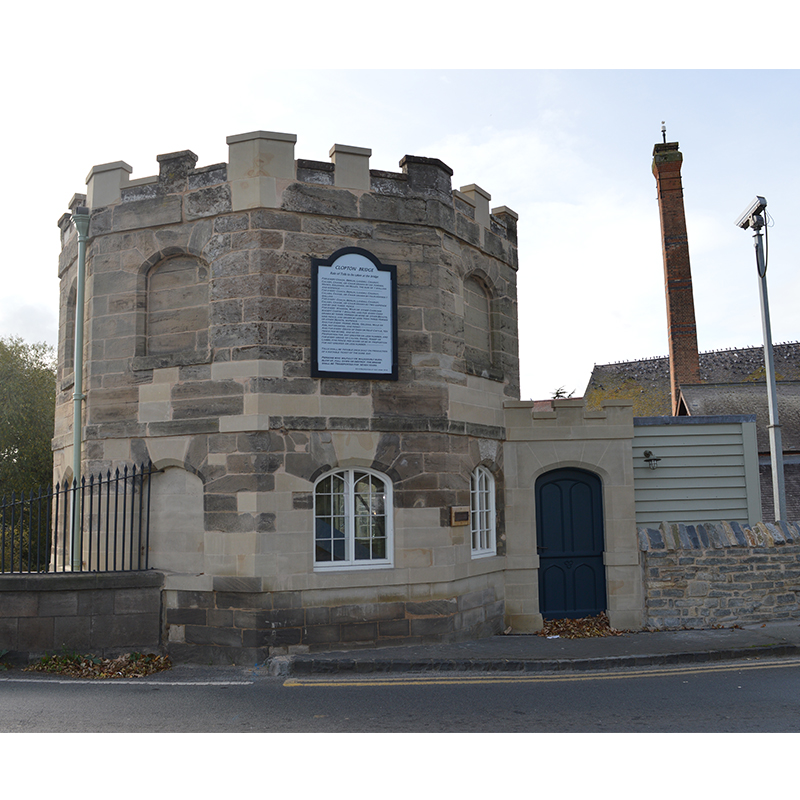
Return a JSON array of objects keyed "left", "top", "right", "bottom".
[{"left": 2, "top": 3, "right": 798, "bottom": 402}]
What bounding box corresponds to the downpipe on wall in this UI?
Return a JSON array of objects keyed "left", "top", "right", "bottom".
[{"left": 70, "top": 207, "right": 90, "bottom": 570}]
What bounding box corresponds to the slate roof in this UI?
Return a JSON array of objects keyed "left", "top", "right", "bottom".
[
  {"left": 583, "top": 356, "right": 672, "bottom": 416},
  {"left": 584, "top": 342, "right": 800, "bottom": 451},
  {"left": 679, "top": 381, "right": 800, "bottom": 453}
]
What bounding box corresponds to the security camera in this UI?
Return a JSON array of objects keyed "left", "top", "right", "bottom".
[{"left": 735, "top": 196, "right": 767, "bottom": 230}]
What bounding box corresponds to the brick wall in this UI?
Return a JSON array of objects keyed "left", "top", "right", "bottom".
[
  {"left": 0, "top": 572, "right": 163, "bottom": 665},
  {"left": 760, "top": 462, "right": 800, "bottom": 521},
  {"left": 639, "top": 520, "right": 800, "bottom": 628},
  {"left": 652, "top": 141, "right": 700, "bottom": 414}
]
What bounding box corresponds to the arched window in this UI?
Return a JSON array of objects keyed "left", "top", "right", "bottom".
[
  {"left": 471, "top": 465, "right": 496, "bottom": 557},
  {"left": 314, "top": 468, "right": 393, "bottom": 570},
  {"left": 464, "top": 276, "right": 493, "bottom": 373},
  {"left": 146, "top": 255, "right": 209, "bottom": 357},
  {"left": 148, "top": 466, "right": 205, "bottom": 574}
]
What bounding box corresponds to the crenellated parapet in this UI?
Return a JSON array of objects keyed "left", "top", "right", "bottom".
[
  {"left": 504, "top": 397, "right": 635, "bottom": 443},
  {"left": 69, "top": 130, "right": 517, "bottom": 266}
]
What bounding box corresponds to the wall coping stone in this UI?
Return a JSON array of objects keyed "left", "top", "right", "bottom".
[
  {"left": 226, "top": 130, "right": 298, "bottom": 146},
  {"left": 634, "top": 414, "right": 756, "bottom": 426},
  {"left": 639, "top": 520, "right": 800, "bottom": 550},
  {"left": 0, "top": 571, "right": 165, "bottom": 592}
]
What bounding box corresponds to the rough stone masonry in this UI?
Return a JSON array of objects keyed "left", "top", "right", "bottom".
[
  {"left": 639, "top": 519, "right": 800, "bottom": 628},
  {"left": 53, "top": 132, "right": 520, "bottom": 663}
]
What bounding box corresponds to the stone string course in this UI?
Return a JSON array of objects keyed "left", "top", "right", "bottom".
[{"left": 639, "top": 520, "right": 800, "bottom": 629}]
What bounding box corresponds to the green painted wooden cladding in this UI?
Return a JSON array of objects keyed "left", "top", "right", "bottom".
[{"left": 633, "top": 419, "right": 760, "bottom": 526}]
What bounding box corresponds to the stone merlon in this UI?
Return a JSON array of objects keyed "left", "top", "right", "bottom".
[{"left": 69, "top": 130, "right": 517, "bottom": 243}]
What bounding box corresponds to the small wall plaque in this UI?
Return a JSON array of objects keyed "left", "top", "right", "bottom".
[{"left": 450, "top": 506, "right": 470, "bottom": 527}]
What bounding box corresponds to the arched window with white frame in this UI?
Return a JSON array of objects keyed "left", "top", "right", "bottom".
[
  {"left": 314, "top": 468, "right": 393, "bottom": 570},
  {"left": 471, "top": 465, "right": 496, "bottom": 557}
]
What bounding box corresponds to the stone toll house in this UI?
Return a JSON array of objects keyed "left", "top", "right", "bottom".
[{"left": 47, "top": 131, "right": 798, "bottom": 664}]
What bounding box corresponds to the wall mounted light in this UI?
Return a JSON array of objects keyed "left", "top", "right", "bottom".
[{"left": 643, "top": 450, "right": 661, "bottom": 470}]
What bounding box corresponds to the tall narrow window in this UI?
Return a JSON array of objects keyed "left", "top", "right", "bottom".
[
  {"left": 464, "top": 276, "right": 493, "bottom": 374},
  {"left": 471, "top": 465, "right": 496, "bottom": 557},
  {"left": 146, "top": 255, "right": 209, "bottom": 357},
  {"left": 314, "top": 469, "right": 393, "bottom": 569},
  {"left": 64, "top": 282, "right": 77, "bottom": 374}
]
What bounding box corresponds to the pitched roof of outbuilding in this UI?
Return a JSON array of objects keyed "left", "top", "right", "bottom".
[
  {"left": 584, "top": 342, "right": 800, "bottom": 451},
  {"left": 679, "top": 381, "right": 800, "bottom": 453},
  {"left": 584, "top": 356, "right": 672, "bottom": 416}
]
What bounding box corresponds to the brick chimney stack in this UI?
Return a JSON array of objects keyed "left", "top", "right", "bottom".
[{"left": 652, "top": 141, "right": 700, "bottom": 414}]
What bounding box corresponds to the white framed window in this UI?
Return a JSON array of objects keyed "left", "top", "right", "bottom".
[
  {"left": 314, "top": 468, "right": 393, "bottom": 570},
  {"left": 471, "top": 465, "right": 496, "bottom": 557}
]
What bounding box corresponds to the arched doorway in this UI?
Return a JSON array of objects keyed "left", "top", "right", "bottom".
[{"left": 535, "top": 468, "right": 606, "bottom": 619}]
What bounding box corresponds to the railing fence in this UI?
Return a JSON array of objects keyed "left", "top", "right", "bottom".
[{"left": 1, "top": 462, "right": 157, "bottom": 574}]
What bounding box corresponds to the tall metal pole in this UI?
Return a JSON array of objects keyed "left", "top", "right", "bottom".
[
  {"left": 70, "top": 207, "right": 90, "bottom": 569},
  {"left": 750, "top": 213, "right": 786, "bottom": 521}
]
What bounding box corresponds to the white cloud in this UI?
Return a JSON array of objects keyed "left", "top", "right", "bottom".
[{"left": 0, "top": 300, "right": 58, "bottom": 348}]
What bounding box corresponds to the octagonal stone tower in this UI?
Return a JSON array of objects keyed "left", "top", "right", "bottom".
[{"left": 55, "top": 131, "right": 520, "bottom": 662}]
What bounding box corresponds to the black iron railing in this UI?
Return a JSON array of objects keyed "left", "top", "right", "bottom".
[{"left": 1, "top": 462, "right": 157, "bottom": 574}]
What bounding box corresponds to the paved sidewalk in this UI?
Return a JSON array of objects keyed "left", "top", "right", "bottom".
[{"left": 268, "top": 620, "right": 800, "bottom": 676}]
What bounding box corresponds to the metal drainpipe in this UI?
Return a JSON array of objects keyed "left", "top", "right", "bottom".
[{"left": 70, "top": 207, "right": 91, "bottom": 570}]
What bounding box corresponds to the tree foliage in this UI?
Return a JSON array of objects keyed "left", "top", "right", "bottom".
[{"left": 0, "top": 337, "right": 56, "bottom": 498}]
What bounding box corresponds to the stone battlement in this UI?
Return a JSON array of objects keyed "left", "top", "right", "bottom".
[
  {"left": 504, "top": 397, "right": 635, "bottom": 442},
  {"left": 52, "top": 127, "right": 525, "bottom": 660},
  {"left": 68, "top": 130, "right": 518, "bottom": 260}
]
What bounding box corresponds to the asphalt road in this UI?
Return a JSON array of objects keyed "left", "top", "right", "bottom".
[{"left": 2, "top": 657, "right": 800, "bottom": 733}]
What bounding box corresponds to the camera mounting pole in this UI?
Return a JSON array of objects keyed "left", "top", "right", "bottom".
[{"left": 737, "top": 198, "right": 786, "bottom": 521}]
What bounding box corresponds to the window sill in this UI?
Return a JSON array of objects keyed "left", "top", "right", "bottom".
[
  {"left": 314, "top": 561, "right": 393, "bottom": 572},
  {"left": 471, "top": 548, "right": 497, "bottom": 560}
]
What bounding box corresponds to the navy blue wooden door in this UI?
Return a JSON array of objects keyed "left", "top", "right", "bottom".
[{"left": 535, "top": 468, "right": 606, "bottom": 619}]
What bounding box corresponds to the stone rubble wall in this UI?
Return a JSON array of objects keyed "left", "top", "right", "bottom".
[{"left": 639, "top": 520, "right": 800, "bottom": 628}]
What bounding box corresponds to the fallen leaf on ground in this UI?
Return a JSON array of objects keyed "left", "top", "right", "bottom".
[
  {"left": 535, "top": 612, "right": 626, "bottom": 639},
  {"left": 23, "top": 652, "right": 172, "bottom": 679}
]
